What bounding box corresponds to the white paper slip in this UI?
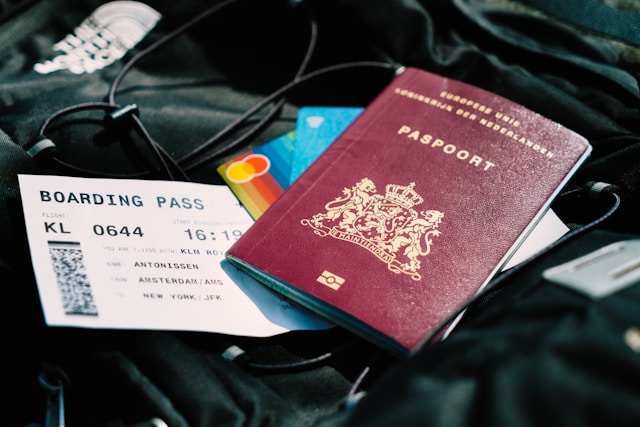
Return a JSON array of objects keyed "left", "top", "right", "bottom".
[
  {"left": 18, "top": 174, "right": 331, "bottom": 336},
  {"left": 502, "top": 208, "right": 570, "bottom": 270}
]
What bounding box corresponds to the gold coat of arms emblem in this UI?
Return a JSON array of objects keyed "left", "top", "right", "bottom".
[{"left": 301, "top": 178, "right": 444, "bottom": 281}]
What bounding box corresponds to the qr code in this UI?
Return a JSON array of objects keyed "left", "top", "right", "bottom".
[{"left": 48, "top": 241, "right": 98, "bottom": 316}]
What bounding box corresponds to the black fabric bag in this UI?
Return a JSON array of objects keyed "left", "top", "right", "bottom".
[
  {"left": 320, "top": 228, "right": 640, "bottom": 427},
  {"left": 2, "top": 0, "right": 640, "bottom": 425}
]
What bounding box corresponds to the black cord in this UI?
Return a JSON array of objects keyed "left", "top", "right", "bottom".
[
  {"left": 130, "top": 114, "right": 189, "bottom": 181},
  {"left": 107, "top": 0, "right": 242, "bottom": 105},
  {"left": 247, "top": 349, "right": 336, "bottom": 371},
  {"left": 180, "top": 61, "right": 396, "bottom": 171},
  {"left": 214, "top": 339, "right": 353, "bottom": 372},
  {"left": 176, "top": 1, "right": 320, "bottom": 167},
  {"left": 29, "top": 0, "right": 255, "bottom": 180},
  {"left": 32, "top": 101, "right": 188, "bottom": 180},
  {"left": 346, "top": 348, "right": 381, "bottom": 397},
  {"left": 29, "top": 0, "right": 395, "bottom": 181},
  {"left": 412, "top": 184, "right": 623, "bottom": 354},
  {"left": 108, "top": 0, "right": 320, "bottom": 177}
]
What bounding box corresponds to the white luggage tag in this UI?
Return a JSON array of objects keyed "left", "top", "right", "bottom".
[{"left": 543, "top": 240, "right": 640, "bottom": 299}]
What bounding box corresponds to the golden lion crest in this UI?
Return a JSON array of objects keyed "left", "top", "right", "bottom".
[{"left": 301, "top": 178, "right": 444, "bottom": 281}]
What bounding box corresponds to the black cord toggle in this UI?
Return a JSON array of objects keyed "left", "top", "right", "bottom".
[
  {"left": 105, "top": 103, "right": 139, "bottom": 128},
  {"left": 584, "top": 181, "right": 622, "bottom": 201},
  {"left": 219, "top": 343, "right": 250, "bottom": 366},
  {"left": 26, "top": 138, "right": 57, "bottom": 159}
]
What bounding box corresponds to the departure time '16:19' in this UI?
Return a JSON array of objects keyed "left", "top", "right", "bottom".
[{"left": 183, "top": 228, "right": 243, "bottom": 241}]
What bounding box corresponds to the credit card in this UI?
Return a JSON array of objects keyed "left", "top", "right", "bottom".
[
  {"left": 218, "top": 107, "right": 363, "bottom": 219},
  {"left": 289, "top": 106, "right": 363, "bottom": 184},
  {"left": 217, "top": 131, "right": 295, "bottom": 219}
]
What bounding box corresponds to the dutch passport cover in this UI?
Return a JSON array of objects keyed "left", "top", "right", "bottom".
[{"left": 226, "top": 67, "right": 592, "bottom": 356}]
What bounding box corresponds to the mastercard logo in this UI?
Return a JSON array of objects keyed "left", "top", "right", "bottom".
[{"left": 225, "top": 154, "right": 271, "bottom": 184}]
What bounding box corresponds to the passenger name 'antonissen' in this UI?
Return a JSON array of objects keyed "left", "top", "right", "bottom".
[{"left": 134, "top": 261, "right": 199, "bottom": 270}]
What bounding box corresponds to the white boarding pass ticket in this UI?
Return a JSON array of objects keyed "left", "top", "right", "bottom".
[{"left": 18, "top": 174, "right": 331, "bottom": 336}]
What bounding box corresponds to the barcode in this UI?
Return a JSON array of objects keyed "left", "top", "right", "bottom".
[{"left": 48, "top": 241, "right": 98, "bottom": 316}]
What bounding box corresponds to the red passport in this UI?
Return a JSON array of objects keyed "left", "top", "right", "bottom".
[{"left": 226, "top": 67, "right": 591, "bottom": 356}]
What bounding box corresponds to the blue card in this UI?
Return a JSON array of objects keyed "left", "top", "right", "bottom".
[{"left": 289, "top": 106, "right": 363, "bottom": 184}]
